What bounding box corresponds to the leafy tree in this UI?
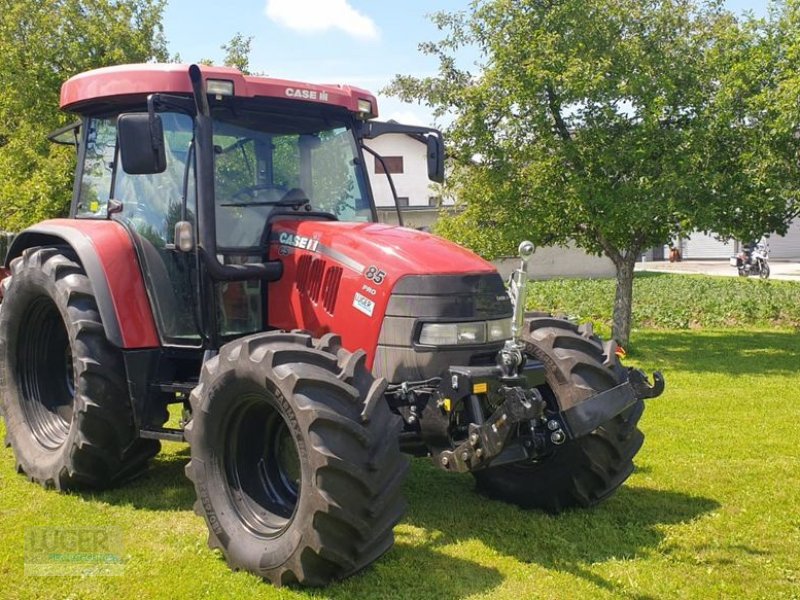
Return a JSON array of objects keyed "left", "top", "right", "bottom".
[
  {"left": 696, "top": 1, "right": 800, "bottom": 242},
  {"left": 199, "top": 33, "right": 256, "bottom": 73},
  {"left": 0, "top": 0, "right": 168, "bottom": 232},
  {"left": 222, "top": 33, "right": 254, "bottom": 75},
  {"left": 387, "top": 0, "right": 799, "bottom": 346}
]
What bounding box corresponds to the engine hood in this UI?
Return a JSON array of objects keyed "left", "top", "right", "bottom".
[{"left": 270, "top": 219, "right": 496, "bottom": 279}]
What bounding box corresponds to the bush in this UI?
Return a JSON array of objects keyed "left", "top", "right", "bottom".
[{"left": 526, "top": 273, "right": 800, "bottom": 334}]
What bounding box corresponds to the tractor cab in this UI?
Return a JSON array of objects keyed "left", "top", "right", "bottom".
[{"left": 54, "top": 63, "right": 444, "bottom": 348}]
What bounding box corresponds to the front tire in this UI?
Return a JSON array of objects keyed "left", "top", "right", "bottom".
[
  {"left": 473, "top": 316, "right": 644, "bottom": 513},
  {"left": 0, "top": 247, "right": 159, "bottom": 489},
  {"left": 185, "top": 331, "right": 408, "bottom": 587},
  {"left": 759, "top": 260, "right": 770, "bottom": 279}
]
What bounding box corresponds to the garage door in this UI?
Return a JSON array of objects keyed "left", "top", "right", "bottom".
[
  {"left": 767, "top": 219, "right": 800, "bottom": 259},
  {"left": 681, "top": 231, "right": 735, "bottom": 259}
]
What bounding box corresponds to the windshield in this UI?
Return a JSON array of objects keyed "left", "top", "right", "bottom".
[{"left": 212, "top": 110, "right": 373, "bottom": 248}]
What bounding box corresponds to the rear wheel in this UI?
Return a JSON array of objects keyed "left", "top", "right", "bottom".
[
  {"left": 0, "top": 247, "right": 159, "bottom": 489},
  {"left": 185, "top": 331, "right": 408, "bottom": 586},
  {"left": 473, "top": 316, "right": 644, "bottom": 513}
]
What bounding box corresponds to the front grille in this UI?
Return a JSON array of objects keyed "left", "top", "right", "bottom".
[
  {"left": 296, "top": 255, "right": 326, "bottom": 302},
  {"left": 321, "top": 266, "right": 342, "bottom": 314}
]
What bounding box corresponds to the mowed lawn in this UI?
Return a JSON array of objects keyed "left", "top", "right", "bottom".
[{"left": 1, "top": 277, "right": 799, "bottom": 599}]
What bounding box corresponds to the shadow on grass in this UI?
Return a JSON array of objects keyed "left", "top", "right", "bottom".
[
  {"left": 322, "top": 542, "right": 503, "bottom": 600},
  {"left": 82, "top": 447, "right": 195, "bottom": 512},
  {"left": 632, "top": 329, "right": 799, "bottom": 376},
  {"left": 76, "top": 429, "right": 719, "bottom": 598},
  {"left": 401, "top": 460, "right": 719, "bottom": 597}
]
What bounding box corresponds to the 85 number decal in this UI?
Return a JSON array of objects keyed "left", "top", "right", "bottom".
[{"left": 365, "top": 266, "right": 386, "bottom": 285}]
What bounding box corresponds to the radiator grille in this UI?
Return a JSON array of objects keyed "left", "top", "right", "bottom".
[
  {"left": 321, "top": 266, "right": 343, "bottom": 314},
  {"left": 296, "top": 255, "right": 340, "bottom": 312}
]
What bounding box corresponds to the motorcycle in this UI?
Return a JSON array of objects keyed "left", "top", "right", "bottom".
[{"left": 730, "top": 240, "right": 770, "bottom": 279}]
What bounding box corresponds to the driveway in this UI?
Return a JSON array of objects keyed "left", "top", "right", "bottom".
[{"left": 636, "top": 259, "right": 800, "bottom": 282}]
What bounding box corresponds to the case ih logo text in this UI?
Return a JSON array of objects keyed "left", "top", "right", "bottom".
[
  {"left": 279, "top": 232, "right": 320, "bottom": 252},
  {"left": 285, "top": 88, "right": 329, "bottom": 102}
]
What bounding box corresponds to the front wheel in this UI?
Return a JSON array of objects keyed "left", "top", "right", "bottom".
[
  {"left": 759, "top": 260, "right": 770, "bottom": 279},
  {"left": 185, "top": 331, "right": 408, "bottom": 586},
  {"left": 473, "top": 316, "right": 644, "bottom": 513}
]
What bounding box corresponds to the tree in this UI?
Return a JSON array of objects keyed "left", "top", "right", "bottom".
[
  {"left": 696, "top": 1, "right": 800, "bottom": 242},
  {"left": 222, "top": 33, "right": 254, "bottom": 75},
  {"left": 387, "top": 0, "right": 799, "bottom": 346},
  {"left": 0, "top": 0, "right": 168, "bottom": 232}
]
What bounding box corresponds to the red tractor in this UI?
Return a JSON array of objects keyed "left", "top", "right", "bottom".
[{"left": 0, "top": 64, "right": 663, "bottom": 586}]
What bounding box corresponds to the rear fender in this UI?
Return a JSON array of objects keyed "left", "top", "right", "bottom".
[{"left": 5, "top": 220, "right": 159, "bottom": 348}]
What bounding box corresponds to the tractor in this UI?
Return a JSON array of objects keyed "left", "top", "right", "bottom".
[{"left": 0, "top": 64, "right": 663, "bottom": 587}]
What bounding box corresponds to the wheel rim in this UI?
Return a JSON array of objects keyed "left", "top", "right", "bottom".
[
  {"left": 224, "top": 394, "right": 301, "bottom": 537},
  {"left": 16, "top": 296, "right": 75, "bottom": 450}
]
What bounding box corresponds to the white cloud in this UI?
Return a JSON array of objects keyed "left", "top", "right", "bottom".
[{"left": 265, "top": 0, "right": 379, "bottom": 41}]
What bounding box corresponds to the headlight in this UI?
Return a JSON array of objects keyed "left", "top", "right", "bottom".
[
  {"left": 419, "top": 319, "right": 510, "bottom": 346},
  {"left": 487, "top": 318, "right": 512, "bottom": 342}
]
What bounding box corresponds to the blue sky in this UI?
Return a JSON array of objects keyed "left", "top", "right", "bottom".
[{"left": 163, "top": 0, "right": 769, "bottom": 126}]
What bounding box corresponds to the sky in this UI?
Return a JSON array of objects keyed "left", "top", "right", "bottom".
[{"left": 162, "top": 0, "right": 769, "bottom": 127}]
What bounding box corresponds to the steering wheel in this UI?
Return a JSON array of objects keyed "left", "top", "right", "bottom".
[
  {"left": 230, "top": 184, "right": 287, "bottom": 203},
  {"left": 276, "top": 188, "right": 312, "bottom": 210},
  {"left": 222, "top": 185, "right": 311, "bottom": 210}
]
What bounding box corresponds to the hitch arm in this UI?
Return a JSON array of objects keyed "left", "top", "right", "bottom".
[{"left": 629, "top": 369, "right": 665, "bottom": 400}]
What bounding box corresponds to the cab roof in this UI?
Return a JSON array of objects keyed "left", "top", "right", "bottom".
[{"left": 59, "top": 63, "right": 378, "bottom": 117}]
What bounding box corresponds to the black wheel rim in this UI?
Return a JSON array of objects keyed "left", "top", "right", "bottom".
[
  {"left": 16, "top": 296, "right": 75, "bottom": 450},
  {"left": 224, "top": 394, "right": 301, "bottom": 536}
]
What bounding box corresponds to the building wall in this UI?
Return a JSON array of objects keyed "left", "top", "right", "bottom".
[
  {"left": 493, "top": 245, "right": 615, "bottom": 281},
  {"left": 364, "top": 133, "right": 443, "bottom": 208}
]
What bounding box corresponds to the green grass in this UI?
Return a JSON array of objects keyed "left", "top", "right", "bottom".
[
  {"left": 527, "top": 273, "right": 800, "bottom": 332},
  {"left": 1, "top": 328, "right": 799, "bottom": 599}
]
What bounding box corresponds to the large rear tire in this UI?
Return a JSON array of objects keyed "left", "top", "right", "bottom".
[
  {"left": 0, "top": 247, "right": 159, "bottom": 489},
  {"left": 473, "top": 316, "right": 644, "bottom": 513},
  {"left": 184, "top": 331, "right": 408, "bottom": 587}
]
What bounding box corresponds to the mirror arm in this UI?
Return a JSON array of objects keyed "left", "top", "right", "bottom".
[
  {"left": 361, "top": 144, "right": 404, "bottom": 227},
  {"left": 357, "top": 120, "right": 442, "bottom": 141}
]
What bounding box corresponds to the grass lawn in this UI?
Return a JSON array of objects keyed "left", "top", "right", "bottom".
[{"left": 1, "top": 274, "right": 799, "bottom": 598}]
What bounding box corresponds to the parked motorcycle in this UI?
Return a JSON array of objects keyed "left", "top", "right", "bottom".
[{"left": 730, "top": 239, "right": 770, "bottom": 279}]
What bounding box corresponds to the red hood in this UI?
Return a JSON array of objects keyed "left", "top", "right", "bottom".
[{"left": 271, "top": 220, "right": 496, "bottom": 278}]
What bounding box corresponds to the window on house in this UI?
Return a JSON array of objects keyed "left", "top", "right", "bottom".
[
  {"left": 375, "top": 156, "right": 404, "bottom": 174},
  {"left": 396, "top": 197, "right": 409, "bottom": 207}
]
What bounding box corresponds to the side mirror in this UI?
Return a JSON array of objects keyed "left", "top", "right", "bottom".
[
  {"left": 426, "top": 134, "right": 445, "bottom": 183},
  {"left": 117, "top": 112, "right": 167, "bottom": 175}
]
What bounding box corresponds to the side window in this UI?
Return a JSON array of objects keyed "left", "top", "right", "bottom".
[
  {"left": 76, "top": 118, "right": 116, "bottom": 218},
  {"left": 114, "top": 112, "right": 195, "bottom": 244}
]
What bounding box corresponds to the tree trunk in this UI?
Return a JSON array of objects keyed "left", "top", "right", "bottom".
[{"left": 611, "top": 254, "right": 638, "bottom": 348}]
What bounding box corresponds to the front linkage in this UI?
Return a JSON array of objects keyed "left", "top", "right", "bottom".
[{"left": 396, "top": 241, "right": 665, "bottom": 475}]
